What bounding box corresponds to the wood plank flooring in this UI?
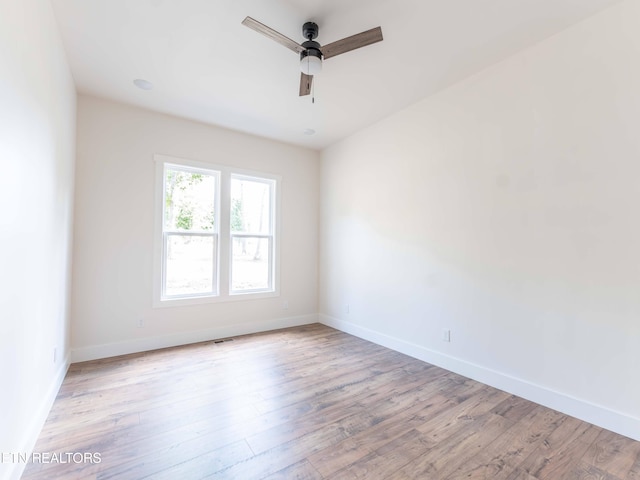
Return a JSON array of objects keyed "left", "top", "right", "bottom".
[{"left": 21, "top": 324, "right": 640, "bottom": 479}]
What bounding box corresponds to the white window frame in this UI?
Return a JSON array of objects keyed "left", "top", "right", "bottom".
[
  {"left": 229, "top": 174, "right": 277, "bottom": 295},
  {"left": 161, "top": 162, "right": 220, "bottom": 301},
  {"left": 153, "top": 154, "right": 280, "bottom": 307}
]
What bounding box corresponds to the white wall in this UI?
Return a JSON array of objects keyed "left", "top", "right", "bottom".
[
  {"left": 71, "top": 96, "right": 319, "bottom": 361},
  {"left": 320, "top": 0, "right": 640, "bottom": 440},
  {"left": 0, "top": 0, "right": 77, "bottom": 478}
]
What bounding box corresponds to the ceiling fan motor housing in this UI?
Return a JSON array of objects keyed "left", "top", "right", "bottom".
[{"left": 300, "top": 40, "right": 323, "bottom": 62}]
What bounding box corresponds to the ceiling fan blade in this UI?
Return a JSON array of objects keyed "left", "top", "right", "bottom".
[
  {"left": 242, "top": 16, "right": 305, "bottom": 54},
  {"left": 322, "top": 26, "right": 383, "bottom": 60},
  {"left": 299, "top": 73, "right": 313, "bottom": 96}
]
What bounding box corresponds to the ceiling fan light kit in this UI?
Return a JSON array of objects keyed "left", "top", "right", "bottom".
[
  {"left": 242, "top": 16, "right": 383, "bottom": 97},
  {"left": 300, "top": 50, "right": 322, "bottom": 75}
]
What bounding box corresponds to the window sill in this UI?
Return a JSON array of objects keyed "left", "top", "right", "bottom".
[{"left": 153, "top": 290, "right": 279, "bottom": 309}]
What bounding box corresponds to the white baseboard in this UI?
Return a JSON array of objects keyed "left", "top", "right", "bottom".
[
  {"left": 71, "top": 314, "right": 318, "bottom": 363},
  {"left": 6, "top": 353, "right": 71, "bottom": 480},
  {"left": 319, "top": 314, "right": 640, "bottom": 442}
]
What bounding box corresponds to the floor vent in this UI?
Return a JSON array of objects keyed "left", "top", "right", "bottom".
[{"left": 213, "top": 338, "right": 234, "bottom": 344}]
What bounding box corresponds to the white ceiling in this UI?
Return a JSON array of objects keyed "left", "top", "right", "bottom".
[{"left": 50, "top": 0, "right": 623, "bottom": 150}]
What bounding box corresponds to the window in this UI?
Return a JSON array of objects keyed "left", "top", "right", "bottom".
[
  {"left": 230, "top": 175, "right": 275, "bottom": 294},
  {"left": 161, "top": 163, "right": 219, "bottom": 299},
  {"left": 154, "top": 155, "right": 279, "bottom": 306}
]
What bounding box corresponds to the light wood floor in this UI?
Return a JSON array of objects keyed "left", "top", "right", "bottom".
[{"left": 22, "top": 324, "right": 640, "bottom": 480}]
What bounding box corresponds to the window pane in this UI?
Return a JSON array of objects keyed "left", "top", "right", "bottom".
[
  {"left": 230, "top": 177, "right": 271, "bottom": 234},
  {"left": 164, "top": 167, "right": 216, "bottom": 231},
  {"left": 231, "top": 237, "right": 270, "bottom": 291},
  {"left": 165, "top": 235, "right": 215, "bottom": 296}
]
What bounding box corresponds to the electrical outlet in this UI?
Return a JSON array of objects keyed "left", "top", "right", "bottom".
[
  {"left": 53, "top": 347, "right": 57, "bottom": 363},
  {"left": 282, "top": 300, "right": 289, "bottom": 310},
  {"left": 442, "top": 329, "right": 451, "bottom": 342},
  {"left": 137, "top": 318, "right": 144, "bottom": 328},
  {"left": 345, "top": 304, "right": 350, "bottom": 314}
]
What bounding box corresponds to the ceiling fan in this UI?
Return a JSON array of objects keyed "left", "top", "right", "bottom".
[{"left": 242, "top": 16, "right": 383, "bottom": 96}]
